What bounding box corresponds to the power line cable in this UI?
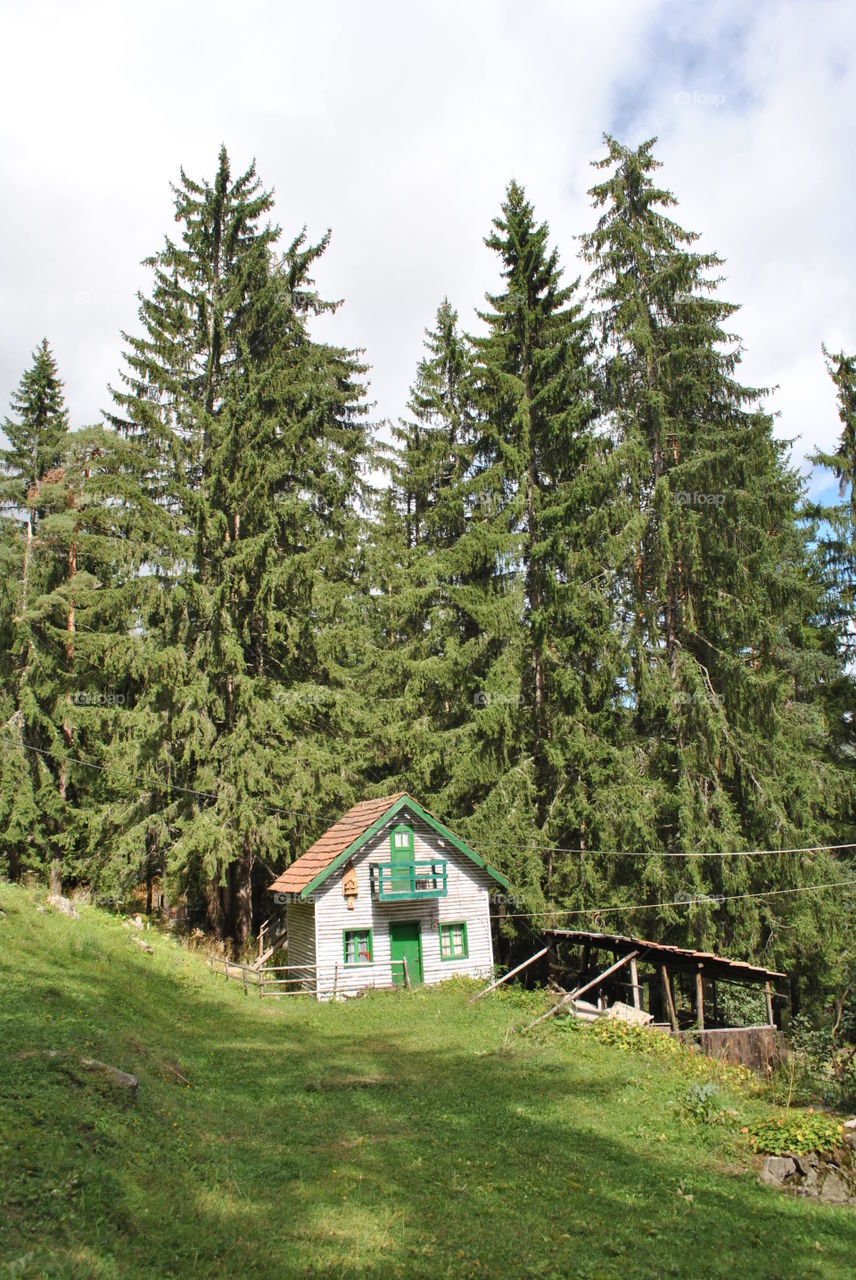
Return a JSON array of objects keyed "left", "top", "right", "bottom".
[
  {"left": 5, "top": 736, "right": 855, "bottom": 865},
  {"left": 489, "top": 877, "right": 856, "bottom": 921}
]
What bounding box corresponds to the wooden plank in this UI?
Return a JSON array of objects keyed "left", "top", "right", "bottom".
[
  {"left": 660, "top": 965, "right": 679, "bottom": 1033},
  {"left": 525, "top": 951, "right": 639, "bottom": 1031},
  {"left": 765, "top": 981, "right": 774, "bottom": 1027},
  {"left": 695, "top": 969, "right": 704, "bottom": 1030},
  {"left": 470, "top": 947, "right": 550, "bottom": 1002},
  {"left": 261, "top": 964, "right": 316, "bottom": 973},
  {"left": 569, "top": 951, "right": 640, "bottom": 1003},
  {"left": 402, "top": 957, "right": 412, "bottom": 992}
]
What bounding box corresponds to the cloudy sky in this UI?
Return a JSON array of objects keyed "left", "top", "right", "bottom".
[{"left": 1, "top": 0, "right": 853, "bottom": 499}]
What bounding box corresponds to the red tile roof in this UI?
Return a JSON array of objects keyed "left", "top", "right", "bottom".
[
  {"left": 545, "top": 929, "right": 788, "bottom": 983},
  {"left": 269, "top": 794, "right": 406, "bottom": 894}
]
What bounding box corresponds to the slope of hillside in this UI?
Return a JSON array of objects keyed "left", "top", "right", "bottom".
[{"left": 1, "top": 883, "right": 855, "bottom": 1280}]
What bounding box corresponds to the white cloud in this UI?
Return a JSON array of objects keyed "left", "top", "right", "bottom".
[{"left": 0, "top": 0, "right": 853, "bottom": 498}]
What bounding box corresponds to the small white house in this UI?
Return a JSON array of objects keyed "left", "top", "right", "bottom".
[{"left": 268, "top": 793, "right": 509, "bottom": 998}]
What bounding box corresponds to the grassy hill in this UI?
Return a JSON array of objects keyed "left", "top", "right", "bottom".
[{"left": 2, "top": 883, "right": 855, "bottom": 1280}]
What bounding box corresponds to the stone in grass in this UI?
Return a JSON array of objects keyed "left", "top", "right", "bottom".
[
  {"left": 760, "top": 1156, "right": 797, "bottom": 1185},
  {"left": 46, "top": 894, "right": 79, "bottom": 919},
  {"left": 794, "top": 1154, "right": 819, "bottom": 1188},
  {"left": 133, "top": 936, "right": 154, "bottom": 954},
  {"left": 80, "top": 1058, "right": 139, "bottom": 1097},
  {"left": 844, "top": 1118, "right": 856, "bottom": 1151},
  {"left": 817, "top": 1170, "right": 850, "bottom": 1204}
]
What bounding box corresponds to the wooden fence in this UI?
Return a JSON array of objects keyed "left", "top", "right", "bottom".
[{"left": 209, "top": 956, "right": 411, "bottom": 998}]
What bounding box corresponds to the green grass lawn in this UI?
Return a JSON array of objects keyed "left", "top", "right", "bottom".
[{"left": 2, "top": 883, "right": 855, "bottom": 1279}]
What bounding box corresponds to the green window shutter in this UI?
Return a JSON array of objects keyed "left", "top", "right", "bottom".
[{"left": 440, "top": 922, "right": 468, "bottom": 961}]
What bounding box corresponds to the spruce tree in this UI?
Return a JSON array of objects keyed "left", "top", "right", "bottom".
[
  {"left": 810, "top": 346, "right": 856, "bottom": 664},
  {"left": 373, "top": 188, "right": 613, "bottom": 908},
  {"left": 575, "top": 136, "right": 851, "bottom": 977},
  {"left": 109, "top": 148, "right": 370, "bottom": 947},
  {"left": 370, "top": 300, "right": 479, "bottom": 793},
  {"left": 466, "top": 181, "right": 620, "bottom": 894},
  {"left": 0, "top": 342, "right": 69, "bottom": 880}
]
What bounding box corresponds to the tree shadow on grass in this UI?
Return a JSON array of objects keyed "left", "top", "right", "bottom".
[{"left": 2, "top": 915, "right": 856, "bottom": 1280}]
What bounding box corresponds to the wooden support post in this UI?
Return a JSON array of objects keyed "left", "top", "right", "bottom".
[
  {"left": 695, "top": 969, "right": 704, "bottom": 1030},
  {"left": 765, "top": 981, "right": 774, "bottom": 1027},
  {"left": 629, "top": 957, "right": 642, "bottom": 1011},
  {"left": 470, "top": 947, "right": 550, "bottom": 1002},
  {"left": 332, "top": 963, "right": 338, "bottom": 1000},
  {"left": 402, "top": 958, "right": 412, "bottom": 992},
  {"left": 242, "top": 967, "right": 248, "bottom": 997},
  {"left": 569, "top": 951, "right": 640, "bottom": 1004},
  {"left": 525, "top": 951, "right": 639, "bottom": 1031},
  {"left": 660, "top": 965, "right": 679, "bottom": 1033}
]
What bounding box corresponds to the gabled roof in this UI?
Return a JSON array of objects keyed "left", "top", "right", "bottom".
[
  {"left": 269, "top": 793, "right": 510, "bottom": 900},
  {"left": 545, "top": 929, "right": 788, "bottom": 986}
]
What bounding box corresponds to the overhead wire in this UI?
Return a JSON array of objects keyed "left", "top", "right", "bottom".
[
  {"left": 5, "top": 737, "right": 855, "bottom": 868},
  {"left": 488, "top": 877, "right": 856, "bottom": 921}
]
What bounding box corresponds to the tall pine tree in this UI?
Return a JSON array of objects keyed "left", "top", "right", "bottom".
[
  {"left": 575, "top": 136, "right": 852, "bottom": 982},
  {"left": 0, "top": 341, "right": 70, "bottom": 881},
  {"left": 109, "top": 148, "right": 370, "bottom": 947}
]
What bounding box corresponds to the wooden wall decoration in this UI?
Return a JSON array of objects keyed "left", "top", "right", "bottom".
[{"left": 341, "top": 859, "right": 358, "bottom": 910}]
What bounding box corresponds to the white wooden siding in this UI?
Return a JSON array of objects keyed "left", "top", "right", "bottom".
[
  {"left": 310, "top": 807, "right": 496, "bottom": 998},
  {"left": 285, "top": 900, "right": 316, "bottom": 991}
]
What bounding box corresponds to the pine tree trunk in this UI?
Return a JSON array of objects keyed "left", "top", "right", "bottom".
[
  {"left": 21, "top": 511, "right": 32, "bottom": 614},
  {"left": 204, "top": 880, "right": 226, "bottom": 938},
  {"left": 231, "top": 843, "right": 254, "bottom": 953},
  {"left": 58, "top": 537, "right": 76, "bottom": 803}
]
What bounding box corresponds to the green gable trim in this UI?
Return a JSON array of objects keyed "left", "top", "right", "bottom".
[{"left": 298, "top": 794, "right": 510, "bottom": 900}]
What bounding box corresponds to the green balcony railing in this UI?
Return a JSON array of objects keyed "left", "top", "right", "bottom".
[{"left": 370, "top": 860, "right": 448, "bottom": 901}]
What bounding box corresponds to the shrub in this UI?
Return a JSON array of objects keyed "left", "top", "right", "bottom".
[
  {"left": 683, "top": 1081, "right": 732, "bottom": 1124},
  {"left": 746, "top": 1110, "right": 843, "bottom": 1156}
]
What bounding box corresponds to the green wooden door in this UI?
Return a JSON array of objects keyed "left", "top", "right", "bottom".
[
  {"left": 390, "top": 825, "right": 414, "bottom": 893},
  {"left": 389, "top": 921, "right": 422, "bottom": 986}
]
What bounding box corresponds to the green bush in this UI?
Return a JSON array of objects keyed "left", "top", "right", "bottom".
[
  {"left": 683, "top": 1081, "right": 731, "bottom": 1124},
  {"left": 746, "top": 1109, "right": 843, "bottom": 1156}
]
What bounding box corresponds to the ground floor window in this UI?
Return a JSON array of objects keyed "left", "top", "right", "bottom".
[
  {"left": 440, "top": 921, "right": 468, "bottom": 961},
  {"left": 343, "top": 928, "right": 373, "bottom": 964}
]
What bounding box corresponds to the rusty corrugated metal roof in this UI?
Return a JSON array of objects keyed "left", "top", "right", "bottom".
[
  {"left": 269, "top": 794, "right": 406, "bottom": 894},
  {"left": 545, "top": 929, "right": 788, "bottom": 983}
]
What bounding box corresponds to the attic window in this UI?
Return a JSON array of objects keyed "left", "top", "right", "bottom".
[{"left": 390, "top": 824, "right": 414, "bottom": 858}]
